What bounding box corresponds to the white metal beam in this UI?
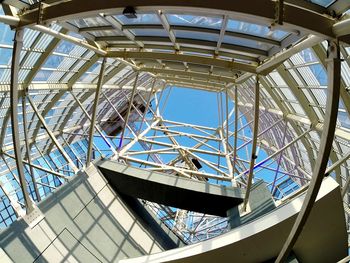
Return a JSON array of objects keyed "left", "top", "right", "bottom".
[
  {"left": 256, "top": 35, "right": 322, "bottom": 75},
  {"left": 242, "top": 76, "right": 260, "bottom": 211},
  {"left": 21, "top": 95, "right": 41, "bottom": 202},
  {"left": 140, "top": 67, "right": 235, "bottom": 83},
  {"left": 9, "top": 29, "right": 35, "bottom": 214},
  {"left": 157, "top": 10, "right": 180, "bottom": 51},
  {"left": 106, "top": 51, "right": 256, "bottom": 74},
  {"left": 276, "top": 40, "right": 342, "bottom": 262},
  {"left": 86, "top": 58, "right": 106, "bottom": 166}
]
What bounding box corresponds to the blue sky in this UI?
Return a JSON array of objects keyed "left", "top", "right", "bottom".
[{"left": 160, "top": 86, "right": 226, "bottom": 127}]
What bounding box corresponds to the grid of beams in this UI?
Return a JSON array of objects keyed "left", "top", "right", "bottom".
[{"left": 0, "top": 1, "right": 349, "bottom": 260}]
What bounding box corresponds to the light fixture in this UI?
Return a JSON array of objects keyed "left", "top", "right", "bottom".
[{"left": 123, "top": 6, "right": 137, "bottom": 19}]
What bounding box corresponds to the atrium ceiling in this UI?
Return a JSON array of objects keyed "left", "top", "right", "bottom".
[{"left": 0, "top": 0, "right": 350, "bottom": 261}]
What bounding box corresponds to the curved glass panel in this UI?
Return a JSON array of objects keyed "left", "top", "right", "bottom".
[
  {"left": 166, "top": 14, "right": 222, "bottom": 29},
  {"left": 227, "top": 19, "right": 289, "bottom": 41}
]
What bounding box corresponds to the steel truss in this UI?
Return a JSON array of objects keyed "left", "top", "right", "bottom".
[{"left": 0, "top": 1, "right": 349, "bottom": 258}]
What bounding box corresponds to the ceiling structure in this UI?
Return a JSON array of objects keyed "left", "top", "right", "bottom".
[{"left": 0, "top": 0, "right": 350, "bottom": 261}]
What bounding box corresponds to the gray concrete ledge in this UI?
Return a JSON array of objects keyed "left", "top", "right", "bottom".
[
  {"left": 120, "top": 177, "right": 347, "bottom": 263},
  {"left": 98, "top": 161, "right": 244, "bottom": 217}
]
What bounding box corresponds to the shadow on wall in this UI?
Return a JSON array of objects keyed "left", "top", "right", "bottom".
[{"left": 0, "top": 167, "right": 180, "bottom": 263}]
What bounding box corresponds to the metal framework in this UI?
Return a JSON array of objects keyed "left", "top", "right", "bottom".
[{"left": 0, "top": 0, "right": 350, "bottom": 260}]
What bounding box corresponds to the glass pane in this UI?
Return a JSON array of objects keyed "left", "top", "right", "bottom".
[
  {"left": 0, "top": 24, "right": 14, "bottom": 45},
  {"left": 33, "top": 70, "right": 53, "bottom": 81},
  {"left": 115, "top": 13, "right": 160, "bottom": 25},
  {"left": 309, "top": 64, "right": 327, "bottom": 85},
  {"left": 166, "top": 14, "right": 222, "bottom": 29},
  {"left": 131, "top": 29, "right": 169, "bottom": 37},
  {"left": 174, "top": 30, "right": 219, "bottom": 42},
  {"left": 90, "top": 30, "right": 124, "bottom": 37},
  {"left": 0, "top": 48, "right": 12, "bottom": 65},
  {"left": 69, "top": 17, "right": 110, "bottom": 28},
  {"left": 43, "top": 55, "right": 65, "bottom": 68},
  {"left": 55, "top": 41, "right": 76, "bottom": 54},
  {"left": 223, "top": 35, "right": 272, "bottom": 50},
  {"left": 227, "top": 20, "right": 288, "bottom": 41},
  {"left": 309, "top": 0, "right": 335, "bottom": 7}
]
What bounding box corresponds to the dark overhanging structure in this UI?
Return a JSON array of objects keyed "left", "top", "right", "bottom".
[
  {"left": 0, "top": 0, "right": 349, "bottom": 262},
  {"left": 98, "top": 161, "right": 245, "bottom": 217}
]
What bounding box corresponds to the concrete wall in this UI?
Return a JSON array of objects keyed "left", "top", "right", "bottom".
[{"left": 0, "top": 164, "right": 183, "bottom": 263}]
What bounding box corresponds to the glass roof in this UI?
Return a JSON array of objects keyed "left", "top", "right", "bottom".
[{"left": 0, "top": 0, "right": 349, "bottom": 250}]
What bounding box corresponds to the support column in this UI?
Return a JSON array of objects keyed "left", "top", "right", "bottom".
[
  {"left": 86, "top": 58, "right": 106, "bottom": 167},
  {"left": 243, "top": 75, "right": 260, "bottom": 211},
  {"left": 276, "top": 41, "right": 341, "bottom": 262},
  {"left": 232, "top": 85, "right": 239, "bottom": 184},
  {"left": 219, "top": 128, "right": 234, "bottom": 178},
  {"left": 223, "top": 87, "right": 235, "bottom": 182},
  {"left": 22, "top": 96, "right": 41, "bottom": 202},
  {"left": 9, "top": 29, "right": 35, "bottom": 214}
]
